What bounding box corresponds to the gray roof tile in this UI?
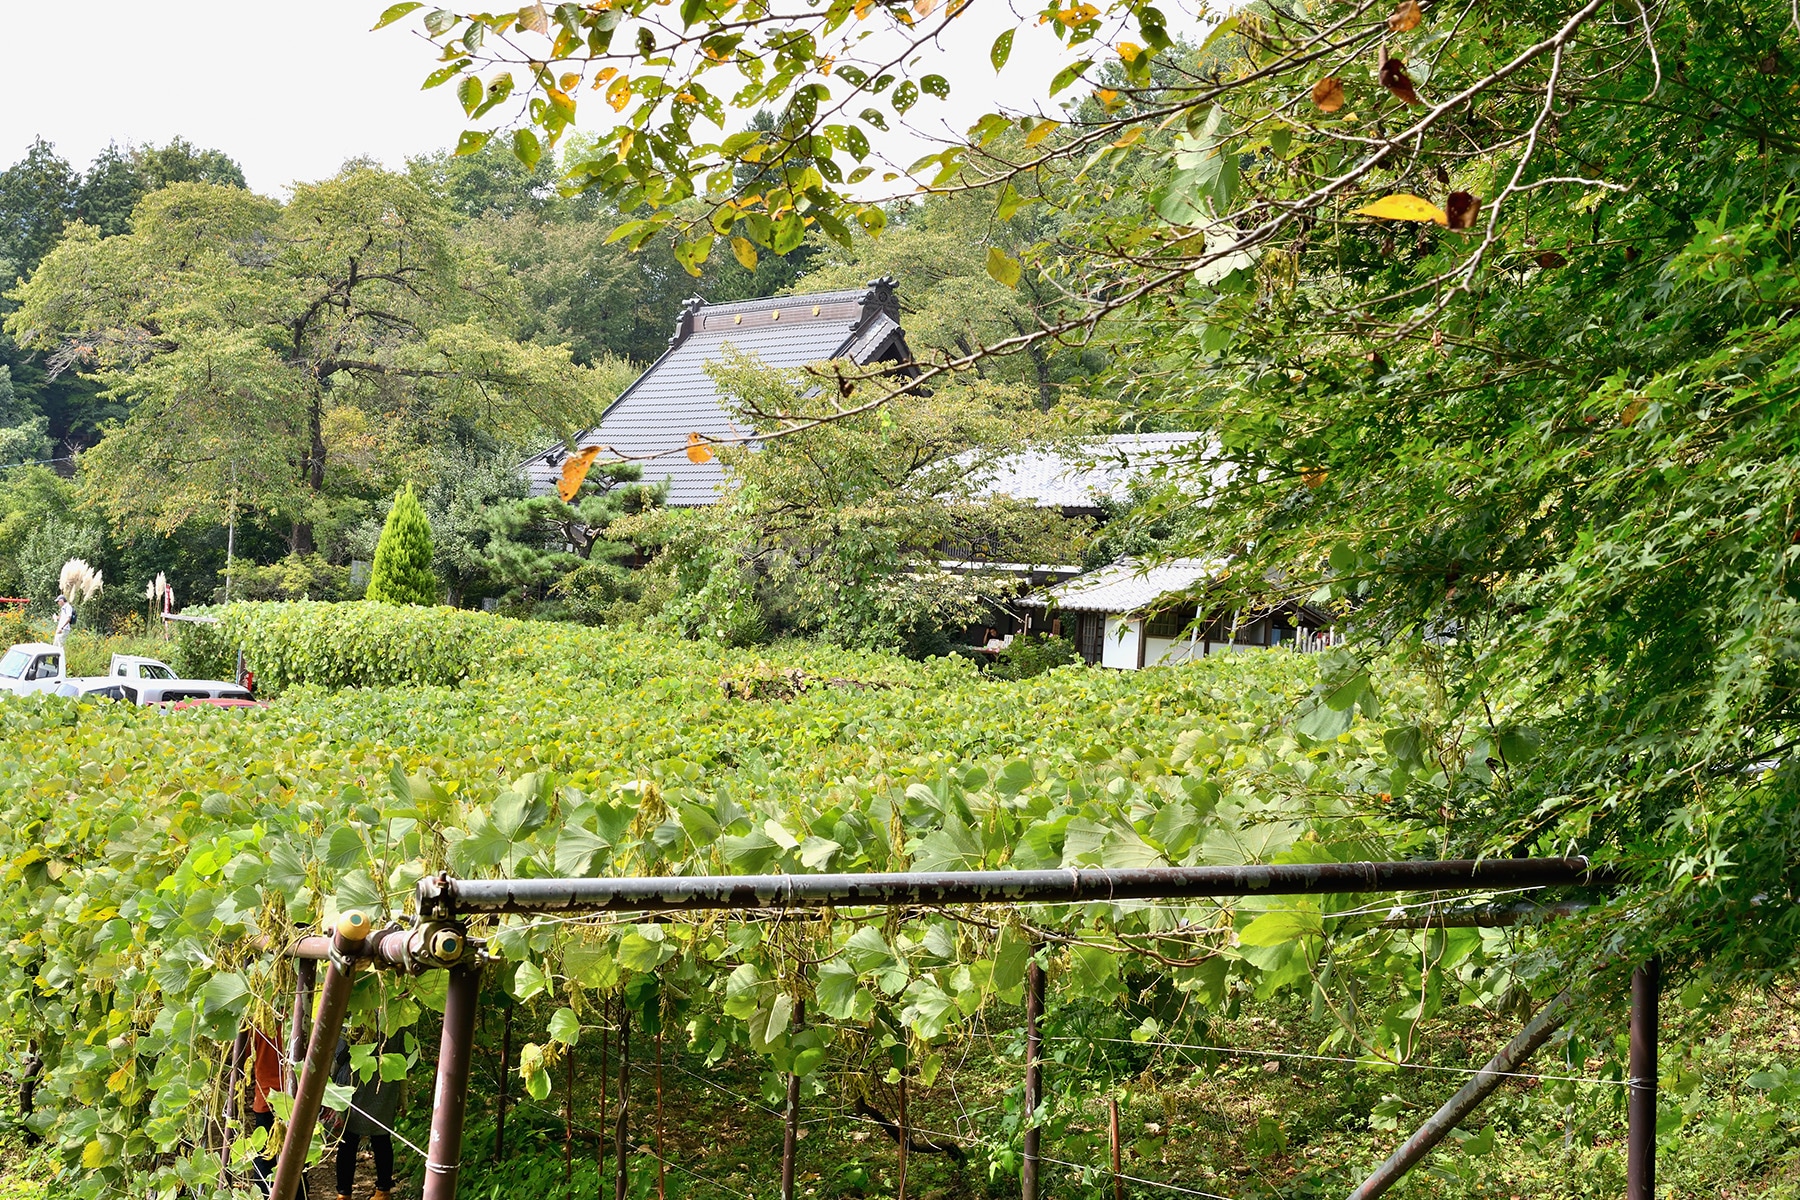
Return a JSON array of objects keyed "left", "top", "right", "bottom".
[{"left": 524, "top": 283, "right": 910, "bottom": 506}]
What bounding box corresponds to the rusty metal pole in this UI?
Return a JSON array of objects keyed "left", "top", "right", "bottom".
[
  {"left": 268, "top": 912, "right": 372, "bottom": 1200},
  {"left": 1628, "top": 960, "right": 1660, "bottom": 1200},
  {"left": 1349, "top": 990, "right": 1571, "bottom": 1200},
  {"left": 423, "top": 963, "right": 483, "bottom": 1200},
  {"left": 614, "top": 1005, "right": 631, "bottom": 1200},
  {"left": 597, "top": 995, "right": 609, "bottom": 1200},
  {"left": 1108, "top": 1096, "right": 1123, "bottom": 1200},
  {"left": 781, "top": 996, "right": 805, "bottom": 1200},
  {"left": 565, "top": 1034, "right": 577, "bottom": 1191},
  {"left": 286, "top": 958, "right": 316, "bottom": 1091},
  {"left": 1022, "top": 949, "right": 1044, "bottom": 1200},
  {"left": 495, "top": 1001, "right": 511, "bottom": 1162},
  {"left": 896, "top": 1069, "right": 909, "bottom": 1200}
]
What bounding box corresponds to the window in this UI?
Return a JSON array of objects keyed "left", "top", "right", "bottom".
[
  {"left": 140, "top": 664, "right": 175, "bottom": 680},
  {"left": 27, "top": 656, "right": 58, "bottom": 681},
  {"left": 1145, "top": 609, "right": 1191, "bottom": 639},
  {"left": 1075, "top": 612, "right": 1105, "bottom": 664},
  {"left": 0, "top": 649, "right": 28, "bottom": 679}
]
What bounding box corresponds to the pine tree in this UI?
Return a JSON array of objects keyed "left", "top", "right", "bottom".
[{"left": 366, "top": 484, "right": 440, "bottom": 606}]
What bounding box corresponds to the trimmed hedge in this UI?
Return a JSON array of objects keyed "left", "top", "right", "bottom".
[{"left": 173, "top": 600, "right": 525, "bottom": 694}]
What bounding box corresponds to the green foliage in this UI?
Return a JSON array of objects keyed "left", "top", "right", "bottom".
[
  {"left": 366, "top": 485, "right": 440, "bottom": 606},
  {"left": 174, "top": 600, "right": 519, "bottom": 692},
  {"left": 226, "top": 554, "right": 353, "bottom": 603},
  {"left": 680, "top": 353, "right": 1084, "bottom": 651},
  {"left": 481, "top": 462, "right": 664, "bottom": 598},
  {"left": 987, "top": 634, "right": 1080, "bottom": 681},
  {"left": 0, "top": 609, "right": 1512, "bottom": 1196}
]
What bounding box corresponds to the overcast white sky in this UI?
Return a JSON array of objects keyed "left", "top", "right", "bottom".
[{"left": 0, "top": 0, "right": 1160, "bottom": 196}]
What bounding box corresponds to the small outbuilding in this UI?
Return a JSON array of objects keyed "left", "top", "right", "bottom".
[{"left": 1022, "top": 558, "right": 1337, "bottom": 669}]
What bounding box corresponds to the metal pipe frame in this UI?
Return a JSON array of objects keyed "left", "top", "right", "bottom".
[
  {"left": 418, "top": 859, "right": 1605, "bottom": 917},
  {"left": 424, "top": 964, "right": 483, "bottom": 1200},
  {"left": 1628, "top": 960, "right": 1660, "bottom": 1200},
  {"left": 1349, "top": 990, "right": 1572, "bottom": 1200},
  {"left": 268, "top": 863, "right": 1617, "bottom": 1200},
  {"left": 1022, "top": 951, "right": 1045, "bottom": 1200},
  {"left": 268, "top": 915, "right": 371, "bottom": 1200}
]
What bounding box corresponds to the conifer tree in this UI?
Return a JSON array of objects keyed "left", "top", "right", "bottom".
[{"left": 366, "top": 484, "right": 439, "bottom": 606}]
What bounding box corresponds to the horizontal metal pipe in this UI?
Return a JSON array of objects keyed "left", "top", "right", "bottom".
[
  {"left": 288, "top": 928, "right": 411, "bottom": 962},
  {"left": 418, "top": 859, "right": 1605, "bottom": 917}
]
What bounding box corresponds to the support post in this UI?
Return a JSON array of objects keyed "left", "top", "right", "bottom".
[
  {"left": 18, "top": 1044, "right": 41, "bottom": 1145},
  {"left": 896, "top": 1070, "right": 909, "bottom": 1200},
  {"left": 495, "top": 1001, "right": 511, "bottom": 1162},
  {"left": 781, "top": 997, "right": 805, "bottom": 1200},
  {"left": 423, "top": 963, "right": 482, "bottom": 1200},
  {"left": 614, "top": 1005, "right": 631, "bottom": 1200},
  {"left": 1108, "top": 1096, "right": 1123, "bottom": 1200},
  {"left": 1349, "top": 991, "right": 1571, "bottom": 1200},
  {"left": 286, "top": 958, "right": 316, "bottom": 1092},
  {"left": 597, "top": 996, "right": 609, "bottom": 1200},
  {"left": 565, "top": 1029, "right": 576, "bottom": 1191},
  {"left": 1022, "top": 948, "right": 1044, "bottom": 1200},
  {"left": 269, "top": 913, "right": 372, "bottom": 1200},
  {"left": 655, "top": 1023, "right": 666, "bottom": 1200},
  {"left": 1628, "top": 960, "right": 1660, "bottom": 1200}
]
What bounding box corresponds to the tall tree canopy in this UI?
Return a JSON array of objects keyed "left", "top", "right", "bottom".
[{"left": 6, "top": 169, "right": 604, "bottom": 551}]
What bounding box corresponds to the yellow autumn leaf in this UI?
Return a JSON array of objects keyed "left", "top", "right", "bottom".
[
  {"left": 590, "top": 66, "right": 618, "bottom": 89},
  {"left": 606, "top": 75, "right": 633, "bottom": 112},
  {"left": 1111, "top": 126, "right": 1144, "bottom": 148},
  {"left": 686, "top": 432, "right": 715, "bottom": 464},
  {"left": 1117, "top": 41, "right": 1142, "bottom": 63},
  {"left": 1023, "top": 120, "right": 1060, "bottom": 147},
  {"left": 1056, "top": 3, "right": 1099, "bottom": 24},
  {"left": 731, "top": 236, "right": 758, "bottom": 270},
  {"left": 557, "top": 446, "right": 603, "bottom": 502},
  {"left": 558, "top": 72, "right": 581, "bottom": 92},
  {"left": 1351, "top": 193, "right": 1448, "bottom": 225}
]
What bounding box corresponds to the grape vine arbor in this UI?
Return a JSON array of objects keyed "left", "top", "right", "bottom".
[{"left": 269, "top": 859, "right": 1647, "bottom": 1200}]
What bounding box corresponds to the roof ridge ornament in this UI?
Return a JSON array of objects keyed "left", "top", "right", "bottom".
[
  {"left": 668, "top": 294, "right": 708, "bottom": 349},
  {"left": 849, "top": 275, "right": 900, "bottom": 332}
]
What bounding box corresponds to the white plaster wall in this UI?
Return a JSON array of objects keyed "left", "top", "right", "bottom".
[
  {"left": 1145, "top": 635, "right": 1201, "bottom": 666},
  {"left": 1101, "top": 615, "right": 1141, "bottom": 670}
]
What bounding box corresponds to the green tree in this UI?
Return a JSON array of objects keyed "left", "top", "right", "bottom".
[
  {"left": 131, "top": 136, "right": 246, "bottom": 191},
  {"left": 366, "top": 483, "right": 439, "bottom": 605},
  {"left": 72, "top": 143, "right": 146, "bottom": 239},
  {"left": 671, "top": 351, "right": 1083, "bottom": 651},
  {"left": 7, "top": 170, "right": 603, "bottom": 552},
  {"left": 0, "top": 138, "right": 76, "bottom": 281}
]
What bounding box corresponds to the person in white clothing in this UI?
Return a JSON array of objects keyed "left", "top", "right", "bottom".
[{"left": 53, "top": 594, "right": 74, "bottom": 647}]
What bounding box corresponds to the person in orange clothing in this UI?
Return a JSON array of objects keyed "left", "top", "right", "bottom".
[{"left": 248, "top": 1025, "right": 286, "bottom": 1196}]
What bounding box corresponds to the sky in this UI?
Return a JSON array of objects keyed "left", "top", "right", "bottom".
[{"left": 0, "top": 0, "right": 1142, "bottom": 197}]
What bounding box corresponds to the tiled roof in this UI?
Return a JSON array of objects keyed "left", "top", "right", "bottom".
[
  {"left": 1023, "top": 558, "right": 1226, "bottom": 615},
  {"left": 522, "top": 280, "right": 911, "bottom": 507},
  {"left": 971, "top": 433, "right": 1221, "bottom": 510}
]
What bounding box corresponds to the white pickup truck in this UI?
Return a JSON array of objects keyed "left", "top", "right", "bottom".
[
  {"left": 0, "top": 643, "right": 66, "bottom": 695},
  {"left": 0, "top": 646, "right": 255, "bottom": 705}
]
